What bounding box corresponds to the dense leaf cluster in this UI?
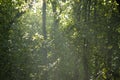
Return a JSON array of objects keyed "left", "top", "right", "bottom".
[{"left": 0, "top": 0, "right": 120, "bottom": 80}]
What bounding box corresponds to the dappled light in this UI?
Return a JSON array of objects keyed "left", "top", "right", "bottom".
[{"left": 0, "top": 0, "right": 120, "bottom": 80}]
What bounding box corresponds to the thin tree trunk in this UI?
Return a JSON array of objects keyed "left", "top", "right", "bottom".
[
  {"left": 82, "top": 1, "right": 90, "bottom": 80},
  {"left": 42, "top": 0, "right": 47, "bottom": 80},
  {"left": 42, "top": 0, "right": 47, "bottom": 40},
  {"left": 83, "top": 38, "right": 89, "bottom": 80}
]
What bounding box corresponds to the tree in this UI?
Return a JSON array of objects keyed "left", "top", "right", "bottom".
[
  {"left": 1, "top": 0, "right": 120, "bottom": 80},
  {"left": 41, "top": 0, "right": 48, "bottom": 80}
]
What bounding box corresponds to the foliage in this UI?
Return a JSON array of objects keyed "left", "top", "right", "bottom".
[{"left": 0, "top": 0, "right": 120, "bottom": 80}]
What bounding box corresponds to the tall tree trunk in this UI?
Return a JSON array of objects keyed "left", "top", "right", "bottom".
[
  {"left": 42, "top": 0, "right": 47, "bottom": 80},
  {"left": 42, "top": 0, "right": 47, "bottom": 40},
  {"left": 82, "top": 38, "right": 89, "bottom": 80},
  {"left": 82, "top": 1, "right": 90, "bottom": 80}
]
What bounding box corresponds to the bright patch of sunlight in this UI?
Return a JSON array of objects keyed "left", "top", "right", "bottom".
[
  {"left": 22, "top": 32, "right": 29, "bottom": 39},
  {"left": 31, "top": 0, "right": 43, "bottom": 13},
  {"left": 32, "top": 33, "right": 44, "bottom": 41}
]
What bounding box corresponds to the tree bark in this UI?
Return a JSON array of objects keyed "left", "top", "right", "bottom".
[
  {"left": 42, "top": 0, "right": 47, "bottom": 80},
  {"left": 83, "top": 38, "right": 89, "bottom": 80}
]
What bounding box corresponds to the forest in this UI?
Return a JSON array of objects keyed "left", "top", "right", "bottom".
[{"left": 0, "top": 0, "right": 120, "bottom": 80}]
